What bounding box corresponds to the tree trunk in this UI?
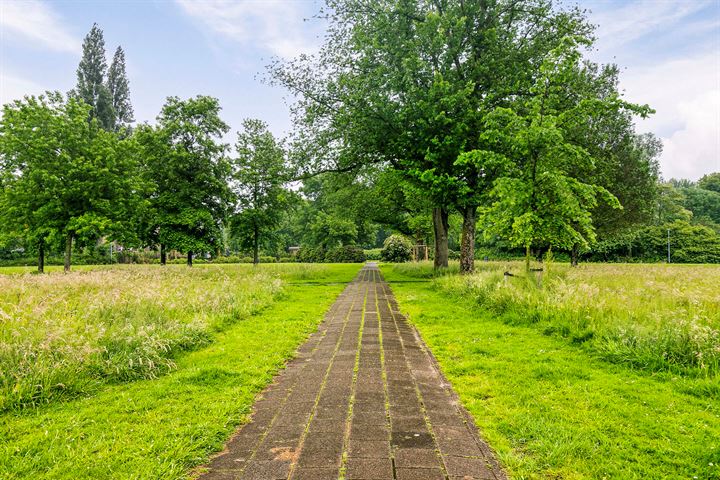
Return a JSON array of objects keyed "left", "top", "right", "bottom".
[
  {"left": 64, "top": 232, "right": 73, "bottom": 273},
  {"left": 571, "top": 243, "right": 579, "bottom": 267},
  {"left": 432, "top": 207, "right": 449, "bottom": 269},
  {"left": 37, "top": 238, "right": 45, "bottom": 274},
  {"left": 253, "top": 223, "right": 259, "bottom": 265},
  {"left": 525, "top": 244, "right": 531, "bottom": 274},
  {"left": 160, "top": 244, "right": 167, "bottom": 265},
  {"left": 459, "top": 206, "right": 476, "bottom": 275},
  {"left": 187, "top": 251, "right": 193, "bottom": 267}
]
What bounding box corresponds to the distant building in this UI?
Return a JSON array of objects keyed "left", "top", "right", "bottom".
[{"left": 288, "top": 246, "right": 301, "bottom": 256}]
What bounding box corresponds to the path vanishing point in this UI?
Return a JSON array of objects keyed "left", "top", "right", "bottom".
[{"left": 198, "top": 264, "right": 506, "bottom": 480}]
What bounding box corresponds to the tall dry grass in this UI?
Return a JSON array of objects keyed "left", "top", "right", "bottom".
[
  {"left": 394, "top": 261, "right": 720, "bottom": 376},
  {"left": 0, "top": 265, "right": 282, "bottom": 411}
]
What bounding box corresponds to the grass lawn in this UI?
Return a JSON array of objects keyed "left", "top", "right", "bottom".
[
  {"left": 0, "top": 263, "right": 360, "bottom": 479},
  {"left": 382, "top": 263, "right": 719, "bottom": 479}
]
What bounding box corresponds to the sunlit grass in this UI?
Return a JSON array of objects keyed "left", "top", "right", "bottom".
[
  {"left": 0, "top": 267, "right": 354, "bottom": 479},
  {"left": 391, "top": 261, "right": 720, "bottom": 375},
  {"left": 0, "top": 263, "right": 359, "bottom": 411},
  {"left": 383, "top": 264, "right": 720, "bottom": 479}
]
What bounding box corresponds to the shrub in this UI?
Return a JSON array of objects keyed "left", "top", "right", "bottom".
[
  {"left": 364, "top": 248, "right": 382, "bottom": 261},
  {"left": 296, "top": 246, "right": 327, "bottom": 263},
  {"left": 325, "top": 245, "right": 366, "bottom": 263},
  {"left": 381, "top": 235, "right": 413, "bottom": 263}
]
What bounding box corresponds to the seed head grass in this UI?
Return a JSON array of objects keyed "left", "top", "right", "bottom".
[
  {"left": 383, "top": 263, "right": 720, "bottom": 479},
  {"left": 392, "top": 261, "right": 720, "bottom": 375},
  {"left": 0, "top": 264, "right": 347, "bottom": 411}
]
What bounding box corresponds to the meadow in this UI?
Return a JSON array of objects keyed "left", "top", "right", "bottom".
[
  {"left": 393, "top": 261, "right": 720, "bottom": 376},
  {"left": 384, "top": 261, "right": 720, "bottom": 479},
  {"left": 0, "top": 263, "right": 360, "bottom": 478}
]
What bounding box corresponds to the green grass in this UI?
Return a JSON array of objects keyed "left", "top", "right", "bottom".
[
  {"left": 382, "top": 264, "right": 720, "bottom": 479},
  {"left": 0, "top": 264, "right": 360, "bottom": 411},
  {"left": 0, "top": 263, "right": 359, "bottom": 479},
  {"left": 390, "top": 261, "right": 720, "bottom": 375}
]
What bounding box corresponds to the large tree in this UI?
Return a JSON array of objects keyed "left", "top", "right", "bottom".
[
  {"left": 271, "top": 0, "right": 592, "bottom": 272},
  {"left": 137, "top": 96, "right": 232, "bottom": 266},
  {"left": 107, "top": 46, "right": 134, "bottom": 130},
  {"left": 231, "top": 119, "right": 291, "bottom": 264},
  {"left": 0, "top": 92, "right": 142, "bottom": 272},
  {"left": 480, "top": 38, "right": 652, "bottom": 271},
  {"left": 75, "top": 24, "right": 115, "bottom": 130},
  {"left": 698, "top": 173, "right": 720, "bottom": 194}
]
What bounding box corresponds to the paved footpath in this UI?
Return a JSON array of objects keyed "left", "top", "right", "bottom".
[{"left": 199, "top": 264, "right": 506, "bottom": 480}]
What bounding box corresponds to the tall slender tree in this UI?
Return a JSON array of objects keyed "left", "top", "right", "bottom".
[
  {"left": 107, "top": 46, "right": 134, "bottom": 130},
  {"left": 75, "top": 23, "right": 115, "bottom": 130},
  {"left": 231, "top": 119, "right": 290, "bottom": 264}
]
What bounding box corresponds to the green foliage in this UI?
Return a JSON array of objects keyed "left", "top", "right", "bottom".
[
  {"left": 295, "top": 246, "right": 326, "bottom": 263},
  {"left": 107, "top": 46, "right": 134, "bottom": 129},
  {"left": 364, "top": 248, "right": 382, "bottom": 261},
  {"left": 639, "top": 221, "right": 720, "bottom": 263},
  {"left": 0, "top": 92, "right": 144, "bottom": 270},
  {"left": 271, "top": 0, "right": 594, "bottom": 268},
  {"left": 698, "top": 172, "right": 720, "bottom": 193},
  {"left": 381, "top": 234, "right": 413, "bottom": 263},
  {"left": 75, "top": 23, "right": 115, "bottom": 130},
  {"left": 306, "top": 211, "right": 358, "bottom": 249},
  {"left": 680, "top": 185, "right": 720, "bottom": 225},
  {"left": 324, "top": 245, "right": 366, "bottom": 263},
  {"left": 481, "top": 39, "right": 651, "bottom": 261},
  {"left": 230, "top": 118, "right": 291, "bottom": 263},
  {"left": 136, "top": 96, "right": 231, "bottom": 261}
]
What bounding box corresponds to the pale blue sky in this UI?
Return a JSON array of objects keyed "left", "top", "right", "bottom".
[{"left": 1, "top": 0, "right": 718, "bottom": 179}]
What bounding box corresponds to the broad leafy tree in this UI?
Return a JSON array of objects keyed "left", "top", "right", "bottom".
[
  {"left": 698, "top": 173, "right": 720, "bottom": 194},
  {"left": 231, "top": 119, "right": 291, "bottom": 264},
  {"left": 0, "top": 92, "right": 142, "bottom": 271},
  {"left": 137, "top": 96, "right": 232, "bottom": 266},
  {"left": 480, "top": 39, "right": 652, "bottom": 272},
  {"left": 271, "top": 0, "right": 593, "bottom": 271}
]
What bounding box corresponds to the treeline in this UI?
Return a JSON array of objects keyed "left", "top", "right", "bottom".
[
  {"left": 2, "top": 4, "right": 719, "bottom": 271},
  {"left": 268, "top": 0, "right": 656, "bottom": 272},
  {"left": 0, "top": 25, "right": 291, "bottom": 272}
]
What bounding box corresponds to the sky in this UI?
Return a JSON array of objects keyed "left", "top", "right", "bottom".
[{"left": 0, "top": 0, "right": 718, "bottom": 180}]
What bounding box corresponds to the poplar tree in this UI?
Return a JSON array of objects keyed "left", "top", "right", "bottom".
[
  {"left": 107, "top": 46, "right": 134, "bottom": 130},
  {"left": 75, "top": 23, "right": 115, "bottom": 130}
]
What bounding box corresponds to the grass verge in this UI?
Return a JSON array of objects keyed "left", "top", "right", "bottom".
[
  {"left": 0, "top": 264, "right": 358, "bottom": 479},
  {"left": 382, "top": 265, "right": 720, "bottom": 479}
]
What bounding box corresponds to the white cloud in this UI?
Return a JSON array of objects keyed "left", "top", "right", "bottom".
[
  {"left": 590, "top": 0, "right": 712, "bottom": 52},
  {"left": 175, "top": 0, "right": 320, "bottom": 59},
  {"left": 0, "top": 0, "right": 79, "bottom": 54},
  {"left": 619, "top": 51, "right": 720, "bottom": 180},
  {"left": 658, "top": 90, "right": 720, "bottom": 180},
  {"left": 0, "top": 72, "right": 46, "bottom": 105}
]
